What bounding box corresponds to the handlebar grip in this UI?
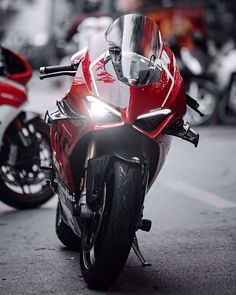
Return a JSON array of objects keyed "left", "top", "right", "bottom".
[
  {"left": 39, "top": 61, "right": 80, "bottom": 75},
  {"left": 40, "top": 64, "right": 74, "bottom": 75}
]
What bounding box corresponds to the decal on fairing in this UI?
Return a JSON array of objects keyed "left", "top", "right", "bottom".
[
  {"left": 53, "top": 121, "right": 70, "bottom": 160},
  {"left": 161, "top": 50, "right": 175, "bottom": 107},
  {"left": 89, "top": 53, "right": 104, "bottom": 97}
]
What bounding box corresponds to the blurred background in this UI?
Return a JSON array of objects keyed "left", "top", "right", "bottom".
[
  {"left": 0, "top": 1, "right": 236, "bottom": 294},
  {"left": 1, "top": 0, "right": 236, "bottom": 125}
]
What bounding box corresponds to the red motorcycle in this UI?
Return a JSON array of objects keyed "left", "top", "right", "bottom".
[
  {"left": 0, "top": 46, "right": 53, "bottom": 209},
  {"left": 40, "top": 15, "right": 202, "bottom": 289}
]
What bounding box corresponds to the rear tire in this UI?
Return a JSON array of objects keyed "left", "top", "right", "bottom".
[
  {"left": 80, "top": 159, "right": 144, "bottom": 290},
  {"left": 56, "top": 202, "right": 81, "bottom": 250}
]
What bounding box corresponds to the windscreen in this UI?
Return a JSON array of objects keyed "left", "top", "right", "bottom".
[{"left": 105, "top": 14, "right": 162, "bottom": 86}]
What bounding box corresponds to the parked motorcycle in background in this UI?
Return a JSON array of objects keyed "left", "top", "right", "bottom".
[
  {"left": 72, "top": 16, "right": 113, "bottom": 51},
  {"left": 40, "top": 15, "right": 202, "bottom": 289},
  {"left": 170, "top": 33, "right": 218, "bottom": 126},
  {"left": 60, "top": 15, "right": 113, "bottom": 89},
  {"left": 0, "top": 46, "right": 53, "bottom": 209},
  {"left": 211, "top": 39, "right": 236, "bottom": 124}
]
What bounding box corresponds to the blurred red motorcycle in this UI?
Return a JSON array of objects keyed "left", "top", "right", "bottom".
[
  {"left": 0, "top": 46, "right": 53, "bottom": 209},
  {"left": 40, "top": 14, "right": 202, "bottom": 289}
]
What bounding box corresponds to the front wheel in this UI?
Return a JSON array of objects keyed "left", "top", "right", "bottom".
[
  {"left": 80, "top": 159, "right": 144, "bottom": 290},
  {"left": 0, "top": 117, "right": 54, "bottom": 209}
]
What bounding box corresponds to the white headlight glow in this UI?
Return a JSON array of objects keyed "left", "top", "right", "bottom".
[
  {"left": 90, "top": 101, "right": 109, "bottom": 118},
  {"left": 85, "top": 95, "right": 121, "bottom": 119}
]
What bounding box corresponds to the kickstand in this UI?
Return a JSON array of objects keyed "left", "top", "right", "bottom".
[{"left": 132, "top": 234, "right": 151, "bottom": 266}]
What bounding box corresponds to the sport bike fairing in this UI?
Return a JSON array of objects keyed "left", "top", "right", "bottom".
[{"left": 53, "top": 15, "right": 186, "bottom": 190}]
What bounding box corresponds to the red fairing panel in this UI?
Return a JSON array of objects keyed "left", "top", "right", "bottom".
[
  {"left": 0, "top": 78, "right": 27, "bottom": 107},
  {"left": 2, "top": 47, "right": 32, "bottom": 86},
  {"left": 51, "top": 116, "right": 97, "bottom": 189}
]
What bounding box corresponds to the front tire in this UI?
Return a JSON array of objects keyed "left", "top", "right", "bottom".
[{"left": 80, "top": 159, "right": 144, "bottom": 290}]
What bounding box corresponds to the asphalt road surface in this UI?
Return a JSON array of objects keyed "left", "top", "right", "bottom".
[{"left": 0, "top": 79, "right": 236, "bottom": 294}]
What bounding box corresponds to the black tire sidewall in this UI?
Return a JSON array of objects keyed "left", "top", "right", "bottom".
[{"left": 80, "top": 160, "right": 144, "bottom": 289}]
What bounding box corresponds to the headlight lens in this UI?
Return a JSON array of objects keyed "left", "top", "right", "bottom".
[
  {"left": 90, "top": 101, "right": 109, "bottom": 118},
  {"left": 85, "top": 96, "right": 121, "bottom": 124}
]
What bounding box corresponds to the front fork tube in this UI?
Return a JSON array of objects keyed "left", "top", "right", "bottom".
[{"left": 77, "top": 136, "right": 97, "bottom": 218}]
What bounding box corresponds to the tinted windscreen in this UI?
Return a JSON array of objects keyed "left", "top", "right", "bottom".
[{"left": 105, "top": 14, "right": 162, "bottom": 86}]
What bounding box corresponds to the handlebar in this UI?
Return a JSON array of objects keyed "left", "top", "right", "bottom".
[
  {"left": 40, "top": 61, "right": 79, "bottom": 75},
  {"left": 39, "top": 61, "right": 80, "bottom": 79}
]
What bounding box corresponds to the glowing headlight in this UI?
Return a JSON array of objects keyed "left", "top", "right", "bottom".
[
  {"left": 86, "top": 96, "right": 110, "bottom": 118},
  {"left": 85, "top": 96, "right": 121, "bottom": 124},
  {"left": 90, "top": 101, "right": 109, "bottom": 117},
  {"left": 85, "top": 95, "right": 121, "bottom": 118}
]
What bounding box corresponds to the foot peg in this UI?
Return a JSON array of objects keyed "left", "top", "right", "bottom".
[
  {"left": 132, "top": 234, "right": 151, "bottom": 266},
  {"left": 137, "top": 219, "right": 152, "bottom": 232}
]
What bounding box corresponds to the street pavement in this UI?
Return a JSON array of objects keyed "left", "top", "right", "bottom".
[{"left": 0, "top": 78, "right": 236, "bottom": 294}]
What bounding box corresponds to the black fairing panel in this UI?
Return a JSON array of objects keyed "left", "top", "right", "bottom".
[{"left": 95, "top": 125, "right": 157, "bottom": 161}]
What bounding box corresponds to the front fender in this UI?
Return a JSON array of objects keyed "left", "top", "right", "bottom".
[
  {"left": 70, "top": 125, "right": 161, "bottom": 195},
  {"left": 86, "top": 154, "right": 146, "bottom": 204}
]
